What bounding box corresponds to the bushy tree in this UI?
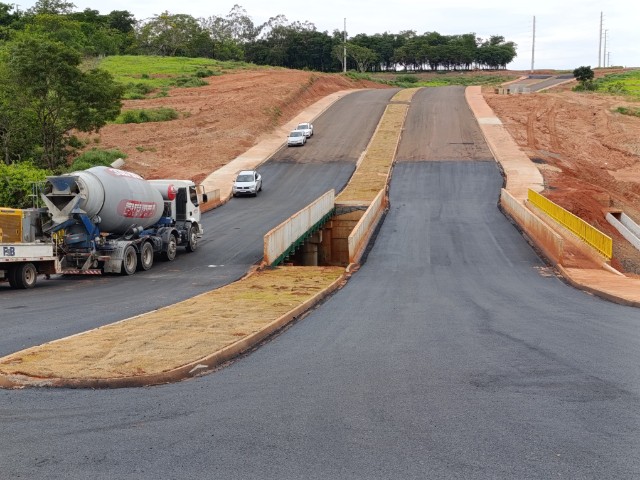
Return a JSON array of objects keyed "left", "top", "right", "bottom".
[
  {"left": 0, "top": 161, "right": 50, "bottom": 208},
  {"left": 137, "top": 12, "right": 210, "bottom": 57},
  {"left": 0, "top": 34, "right": 123, "bottom": 169},
  {"left": 573, "top": 66, "right": 594, "bottom": 83}
]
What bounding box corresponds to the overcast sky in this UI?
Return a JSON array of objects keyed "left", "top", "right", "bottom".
[{"left": 19, "top": 0, "right": 639, "bottom": 71}]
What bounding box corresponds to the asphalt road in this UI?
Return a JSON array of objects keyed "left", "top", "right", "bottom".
[
  {"left": 0, "top": 88, "right": 397, "bottom": 357},
  {"left": 2, "top": 87, "right": 640, "bottom": 479},
  {"left": 508, "top": 74, "right": 574, "bottom": 92},
  {"left": 396, "top": 86, "right": 494, "bottom": 162}
]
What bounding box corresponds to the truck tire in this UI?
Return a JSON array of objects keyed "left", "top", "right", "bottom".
[
  {"left": 121, "top": 245, "right": 138, "bottom": 275},
  {"left": 185, "top": 225, "right": 198, "bottom": 253},
  {"left": 162, "top": 234, "right": 177, "bottom": 261},
  {"left": 13, "top": 262, "right": 38, "bottom": 289},
  {"left": 7, "top": 266, "right": 18, "bottom": 288},
  {"left": 137, "top": 242, "right": 154, "bottom": 271}
]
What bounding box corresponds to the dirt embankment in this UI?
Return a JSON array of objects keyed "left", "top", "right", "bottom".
[
  {"left": 87, "top": 69, "right": 390, "bottom": 184},
  {"left": 88, "top": 67, "right": 640, "bottom": 274},
  {"left": 484, "top": 84, "right": 640, "bottom": 273}
]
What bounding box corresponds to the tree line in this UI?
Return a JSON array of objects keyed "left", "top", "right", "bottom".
[
  {"left": 0, "top": 0, "right": 517, "bottom": 204},
  {"left": 1, "top": 2, "right": 517, "bottom": 72}
]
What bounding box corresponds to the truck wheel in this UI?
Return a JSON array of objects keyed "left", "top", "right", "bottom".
[
  {"left": 7, "top": 266, "right": 18, "bottom": 288},
  {"left": 162, "top": 234, "right": 177, "bottom": 261},
  {"left": 13, "top": 262, "right": 38, "bottom": 289},
  {"left": 137, "top": 242, "right": 154, "bottom": 271},
  {"left": 121, "top": 245, "right": 138, "bottom": 275},
  {"left": 185, "top": 225, "right": 198, "bottom": 252}
]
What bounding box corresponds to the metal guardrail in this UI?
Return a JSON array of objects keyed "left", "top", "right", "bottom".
[{"left": 528, "top": 189, "right": 612, "bottom": 258}]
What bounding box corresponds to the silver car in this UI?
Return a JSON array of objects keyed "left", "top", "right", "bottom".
[
  {"left": 232, "top": 170, "right": 262, "bottom": 197},
  {"left": 295, "top": 122, "right": 314, "bottom": 137},
  {"left": 287, "top": 130, "right": 306, "bottom": 147}
]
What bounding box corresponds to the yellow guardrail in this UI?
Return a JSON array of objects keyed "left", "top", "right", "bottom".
[{"left": 528, "top": 189, "right": 612, "bottom": 258}]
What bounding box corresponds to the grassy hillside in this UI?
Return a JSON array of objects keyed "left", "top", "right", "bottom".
[
  {"left": 93, "top": 55, "right": 260, "bottom": 99},
  {"left": 595, "top": 69, "right": 640, "bottom": 99}
]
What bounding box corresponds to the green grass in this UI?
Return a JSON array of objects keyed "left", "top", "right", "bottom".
[
  {"left": 615, "top": 106, "right": 640, "bottom": 118},
  {"left": 113, "top": 107, "right": 180, "bottom": 124},
  {"left": 69, "top": 149, "right": 127, "bottom": 171},
  {"left": 593, "top": 70, "right": 640, "bottom": 99},
  {"left": 355, "top": 71, "right": 518, "bottom": 88},
  {"left": 95, "top": 55, "right": 258, "bottom": 98}
]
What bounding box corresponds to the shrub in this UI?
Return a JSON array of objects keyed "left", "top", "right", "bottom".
[
  {"left": 0, "top": 162, "right": 50, "bottom": 209},
  {"left": 396, "top": 74, "right": 419, "bottom": 84},
  {"left": 615, "top": 106, "right": 640, "bottom": 118},
  {"left": 67, "top": 135, "right": 87, "bottom": 149},
  {"left": 123, "top": 82, "right": 156, "bottom": 99},
  {"left": 69, "top": 149, "right": 127, "bottom": 171},
  {"left": 171, "top": 76, "right": 208, "bottom": 88},
  {"left": 573, "top": 66, "right": 595, "bottom": 83},
  {"left": 114, "top": 108, "right": 179, "bottom": 124},
  {"left": 194, "top": 68, "right": 214, "bottom": 78}
]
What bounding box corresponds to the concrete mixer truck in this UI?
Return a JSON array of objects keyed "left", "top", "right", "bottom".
[{"left": 0, "top": 166, "right": 207, "bottom": 289}]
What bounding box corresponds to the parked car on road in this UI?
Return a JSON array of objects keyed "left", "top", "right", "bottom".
[
  {"left": 232, "top": 170, "right": 262, "bottom": 197},
  {"left": 287, "top": 130, "right": 306, "bottom": 147},
  {"left": 295, "top": 122, "right": 314, "bottom": 137}
]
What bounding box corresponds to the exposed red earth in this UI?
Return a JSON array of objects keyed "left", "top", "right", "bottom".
[{"left": 85, "top": 68, "right": 640, "bottom": 274}]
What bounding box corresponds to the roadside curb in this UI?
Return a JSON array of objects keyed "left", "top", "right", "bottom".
[
  {"left": 0, "top": 87, "right": 393, "bottom": 390},
  {"left": 0, "top": 268, "right": 351, "bottom": 389},
  {"left": 556, "top": 265, "right": 640, "bottom": 308},
  {"left": 200, "top": 89, "right": 359, "bottom": 207},
  {"left": 466, "top": 85, "right": 639, "bottom": 308}
]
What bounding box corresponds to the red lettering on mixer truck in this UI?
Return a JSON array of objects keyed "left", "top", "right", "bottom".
[{"left": 117, "top": 200, "right": 158, "bottom": 218}]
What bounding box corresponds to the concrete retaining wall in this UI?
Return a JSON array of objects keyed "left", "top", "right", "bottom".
[
  {"left": 500, "top": 188, "right": 564, "bottom": 265},
  {"left": 264, "top": 190, "right": 335, "bottom": 265},
  {"left": 347, "top": 189, "right": 387, "bottom": 264},
  {"left": 607, "top": 212, "right": 640, "bottom": 252}
]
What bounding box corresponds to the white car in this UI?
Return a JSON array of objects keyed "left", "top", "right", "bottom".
[
  {"left": 232, "top": 170, "right": 262, "bottom": 197},
  {"left": 287, "top": 130, "right": 306, "bottom": 147},
  {"left": 295, "top": 122, "right": 314, "bottom": 138}
]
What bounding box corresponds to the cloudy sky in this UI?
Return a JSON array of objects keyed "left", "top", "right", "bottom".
[{"left": 19, "top": 0, "right": 639, "bottom": 71}]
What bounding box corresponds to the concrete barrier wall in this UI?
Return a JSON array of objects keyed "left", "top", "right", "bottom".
[
  {"left": 619, "top": 212, "right": 640, "bottom": 239},
  {"left": 347, "top": 189, "right": 386, "bottom": 264},
  {"left": 264, "top": 190, "right": 335, "bottom": 265},
  {"left": 606, "top": 212, "right": 640, "bottom": 252},
  {"left": 500, "top": 188, "right": 564, "bottom": 265},
  {"left": 201, "top": 188, "right": 221, "bottom": 213}
]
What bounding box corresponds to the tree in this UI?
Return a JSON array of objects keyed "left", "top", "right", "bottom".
[
  {"left": 26, "top": 0, "right": 76, "bottom": 15},
  {"left": 0, "top": 60, "right": 39, "bottom": 164},
  {"left": 137, "top": 12, "right": 208, "bottom": 57},
  {"left": 476, "top": 36, "right": 517, "bottom": 69},
  {"left": 24, "top": 14, "right": 96, "bottom": 55},
  {"left": 1, "top": 34, "right": 123, "bottom": 169},
  {"left": 0, "top": 162, "right": 50, "bottom": 208},
  {"left": 573, "top": 66, "right": 594, "bottom": 83},
  {"left": 0, "top": 2, "right": 21, "bottom": 27},
  {"left": 346, "top": 42, "right": 377, "bottom": 73}
]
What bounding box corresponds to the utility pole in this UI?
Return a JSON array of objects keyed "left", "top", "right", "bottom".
[
  {"left": 343, "top": 18, "right": 347, "bottom": 73},
  {"left": 603, "top": 29, "right": 608, "bottom": 68},
  {"left": 530, "top": 15, "right": 536, "bottom": 73},
  {"left": 598, "top": 11, "right": 603, "bottom": 68}
]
